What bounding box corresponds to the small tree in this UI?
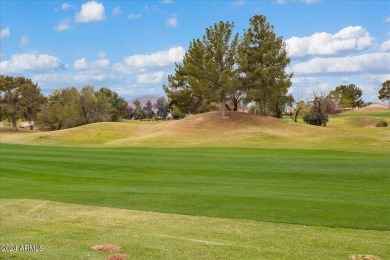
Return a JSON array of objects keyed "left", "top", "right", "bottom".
[
  {"left": 378, "top": 80, "right": 390, "bottom": 108},
  {"left": 97, "top": 87, "right": 128, "bottom": 121},
  {"left": 0, "top": 76, "right": 45, "bottom": 131},
  {"left": 154, "top": 97, "right": 170, "bottom": 119},
  {"left": 303, "top": 90, "right": 329, "bottom": 127},
  {"left": 37, "top": 87, "right": 82, "bottom": 130},
  {"left": 79, "top": 86, "right": 112, "bottom": 124},
  {"left": 287, "top": 96, "right": 305, "bottom": 123},
  {"left": 133, "top": 99, "right": 145, "bottom": 120},
  {"left": 143, "top": 100, "right": 155, "bottom": 119}
]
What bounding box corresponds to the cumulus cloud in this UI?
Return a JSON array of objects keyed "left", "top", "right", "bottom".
[
  {"left": 380, "top": 39, "right": 390, "bottom": 52},
  {"left": 1, "top": 27, "right": 10, "bottom": 40},
  {"left": 292, "top": 53, "right": 390, "bottom": 76},
  {"left": 166, "top": 17, "right": 177, "bottom": 27},
  {"left": 74, "top": 57, "right": 110, "bottom": 70},
  {"left": 286, "top": 26, "right": 373, "bottom": 58},
  {"left": 53, "top": 18, "right": 71, "bottom": 31},
  {"left": 75, "top": 1, "right": 106, "bottom": 23},
  {"left": 128, "top": 13, "right": 142, "bottom": 20},
  {"left": 0, "top": 53, "right": 64, "bottom": 73},
  {"left": 19, "top": 36, "right": 29, "bottom": 47},
  {"left": 116, "top": 46, "right": 185, "bottom": 72},
  {"left": 137, "top": 71, "right": 165, "bottom": 84},
  {"left": 234, "top": 0, "right": 245, "bottom": 5},
  {"left": 276, "top": 0, "right": 319, "bottom": 4},
  {"left": 112, "top": 6, "right": 123, "bottom": 17},
  {"left": 62, "top": 3, "right": 76, "bottom": 10}
]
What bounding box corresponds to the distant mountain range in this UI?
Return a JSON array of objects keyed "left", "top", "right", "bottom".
[{"left": 127, "top": 95, "right": 165, "bottom": 107}]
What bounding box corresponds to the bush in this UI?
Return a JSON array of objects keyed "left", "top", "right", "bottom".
[
  {"left": 376, "top": 119, "right": 388, "bottom": 127},
  {"left": 303, "top": 112, "right": 328, "bottom": 126}
]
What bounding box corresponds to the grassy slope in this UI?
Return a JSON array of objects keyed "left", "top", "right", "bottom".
[
  {"left": 1, "top": 108, "right": 390, "bottom": 152},
  {"left": 1, "top": 106, "right": 389, "bottom": 259},
  {"left": 1, "top": 199, "right": 389, "bottom": 259}
]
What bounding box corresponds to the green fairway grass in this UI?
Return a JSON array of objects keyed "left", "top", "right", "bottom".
[
  {"left": 1, "top": 143, "right": 389, "bottom": 231},
  {"left": 1, "top": 108, "right": 389, "bottom": 259},
  {"left": 1, "top": 199, "right": 389, "bottom": 259}
]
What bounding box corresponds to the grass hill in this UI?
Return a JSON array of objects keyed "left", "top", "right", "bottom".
[{"left": 1, "top": 106, "right": 389, "bottom": 152}]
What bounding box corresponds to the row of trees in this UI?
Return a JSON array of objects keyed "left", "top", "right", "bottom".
[
  {"left": 163, "top": 15, "right": 292, "bottom": 118},
  {"left": 0, "top": 75, "right": 174, "bottom": 131},
  {"left": 128, "top": 97, "right": 170, "bottom": 120},
  {"left": 37, "top": 86, "right": 128, "bottom": 130},
  {"left": 0, "top": 75, "right": 129, "bottom": 131}
]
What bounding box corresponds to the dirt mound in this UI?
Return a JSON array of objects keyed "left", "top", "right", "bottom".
[
  {"left": 91, "top": 245, "right": 121, "bottom": 252},
  {"left": 109, "top": 254, "right": 128, "bottom": 260},
  {"left": 361, "top": 103, "right": 388, "bottom": 111}
]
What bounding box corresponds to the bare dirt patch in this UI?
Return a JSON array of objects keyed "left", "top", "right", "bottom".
[
  {"left": 91, "top": 245, "right": 121, "bottom": 252},
  {"left": 108, "top": 254, "right": 128, "bottom": 260},
  {"left": 350, "top": 254, "right": 381, "bottom": 260}
]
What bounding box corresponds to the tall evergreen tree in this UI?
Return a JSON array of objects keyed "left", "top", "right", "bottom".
[
  {"left": 182, "top": 21, "right": 239, "bottom": 117},
  {"left": 163, "top": 64, "right": 209, "bottom": 115},
  {"left": 238, "top": 15, "right": 292, "bottom": 116}
]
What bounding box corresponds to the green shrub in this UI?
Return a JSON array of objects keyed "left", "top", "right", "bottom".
[
  {"left": 303, "top": 112, "right": 328, "bottom": 126},
  {"left": 376, "top": 119, "right": 388, "bottom": 127}
]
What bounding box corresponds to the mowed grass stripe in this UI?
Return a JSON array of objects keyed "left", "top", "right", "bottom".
[{"left": 0, "top": 143, "right": 389, "bottom": 230}]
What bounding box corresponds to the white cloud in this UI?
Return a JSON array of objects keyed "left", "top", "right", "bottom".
[
  {"left": 75, "top": 1, "right": 106, "bottom": 23},
  {"left": 117, "top": 46, "right": 185, "bottom": 71},
  {"left": 161, "top": 0, "right": 173, "bottom": 3},
  {"left": 166, "top": 17, "right": 178, "bottom": 27},
  {"left": 292, "top": 53, "right": 390, "bottom": 76},
  {"left": 112, "top": 6, "right": 123, "bottom": 17},
  {"left": 380, "top": 39, "right": 390, "bottom": 52},
  {"left": 74, "top": 57, "right": 110, "bottom": 70},
  {"left": 1, "top": 27, "right": 10, "bottom": 40},
  {"left": 19, "top": 36, "right": 29, "bottom": 47},
  {"left": 234, "top": 0, "right": 245, "bottom": 5},
  {"left": 386, "top": 16, "right": 390, "bottom": 22},
  {"left": 97, "top": 51, "right": 106, "bottom": 59},
  {"left": 128, "top": 13, "right": 142, "bottom": 20},
  {"left": 0, "top": 53, "right": 64, "bottom": 73},
  {"left": 137, "top": 71, "right": 165, "bottom": 84},
  {"left": 286, "top": 26, "right": 373, "bottom": 58},
  {"left": 53, "top": 18, "right": 71, "bottom": 31},
  {"left": 62, "top": 3, "right": 76, "bottom": 10},
  {"left": 276, "top": 0, "right": 320, "bottom": 4}
]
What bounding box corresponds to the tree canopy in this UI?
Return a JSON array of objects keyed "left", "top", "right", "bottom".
[
  {"left": 37, "top": 86, "right": 116, "bottom": 131},
  {"left": 164, "top": 15, "right": 292, "bottom": 118},
  {"left": 0, "top": 75, "right": 45, "bottom": 131},
  {"left": 328, "top": 84, "right": 363, "bottom": 110},
  {"left": 378, "top": 80, "right": 390, "bottom": 108}
]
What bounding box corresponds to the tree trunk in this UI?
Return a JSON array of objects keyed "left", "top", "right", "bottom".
[
  {"left": 12, "top": 119, "right": 17, "bottom": 132},
  {"left": 263, "top": 100, "right": 269, "bottom": 116},
  {"left": 221, "top": 98, "right": 227, "bottom": 117},
  {"left": 388, "top": 99, "right": 390, "bottom": 109},
  {"left": 233, "top": 97, "right": 238, "bottom": 111}
]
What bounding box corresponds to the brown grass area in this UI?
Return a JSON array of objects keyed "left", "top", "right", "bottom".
[{"left": 91, "top": 245, "right": 121, "bottom": 251}]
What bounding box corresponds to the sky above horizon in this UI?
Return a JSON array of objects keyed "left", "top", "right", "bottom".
[{"left": 1, "top": 0, "right": 389, "bottom": 102}]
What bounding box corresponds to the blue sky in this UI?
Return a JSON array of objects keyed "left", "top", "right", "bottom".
[{"left": 1, "top": 0, "right": 389, "bottom": 102}]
